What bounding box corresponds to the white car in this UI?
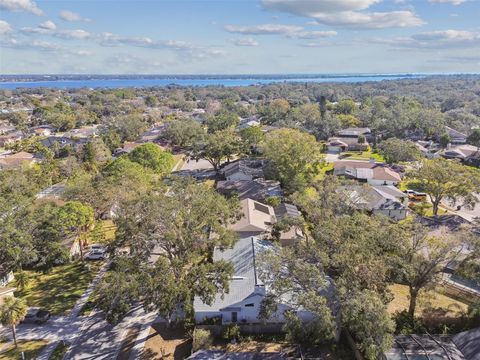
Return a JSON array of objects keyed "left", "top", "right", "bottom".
[
  {"left": 85, "top": 250, "right": 106, "bottom": 260},
  {"left": 88, "top": 244, "right": 106, "bottom": 253}
]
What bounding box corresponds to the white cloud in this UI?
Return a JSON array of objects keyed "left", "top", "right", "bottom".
[
  {"left": 428, "top": 0, "right": 465, "bottom": 5},
  {"left": 71, "top": 49, "right": 93, "bottom": 56},
  {"left": 311, "top": 10, "right": 424, "bottom": 29},
  {"left": 54, "top": 29, "right": 92, "bottom": 40},
  {"left": 0, "top": 0, "right": 43, "bottom": 15},
  {"left": 59, "top": 10, "right": 90, "bottom": 22},
  {"left": 0, "top": 20, "right": 12, "bottom": 34},
  {"left": 224, "top": 24, "right": 303, "bottom": 35},
  {"left": 262, "top": 0, "right": 380, "bottom": 15},
  {"left": 373, "top": 29, "right": 480, "bottom": 49},
  {"left": 39, "top": 20, "right": 56, "bottom": 30},
  {"left": 231, "top": 37, "right": 259, "bottom": 46},
  {"left": 412, "top": 29, "right": 479, "bottom": 42},
  {"left": 224, "top": 23, "right": 337, "bottom": 40},
  {"left": 261, "top": 0, "right": 424, "bottom": 29},
  {"left": 286, "top": 30, "right": 337, "bottom": 39},
  {"left": 0, "top": 36, "right": 62, "bottom": 51}
]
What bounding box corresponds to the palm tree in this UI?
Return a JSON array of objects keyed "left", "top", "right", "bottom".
[
  {"left": 14, "top": 270, "right": 30, "bottom": 293},
  {"left": 0, "top": 296, "right": 27, "bottom": 348}
]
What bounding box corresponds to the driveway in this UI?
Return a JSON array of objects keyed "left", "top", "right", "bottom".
[
  {"left": 180, "top": 158, "right": 213, "bottom": 171},
  {"left": 325, "top": 152, "right": 339, "bottom": 163}
]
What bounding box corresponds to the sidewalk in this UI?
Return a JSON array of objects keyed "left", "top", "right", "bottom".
[{"left": 68, "top": 261, "right": 110, "bottom": 319}]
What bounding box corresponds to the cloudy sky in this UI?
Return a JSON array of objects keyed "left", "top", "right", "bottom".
[{"left": 0, "top": 0, "right": 479, "bottom": 74}]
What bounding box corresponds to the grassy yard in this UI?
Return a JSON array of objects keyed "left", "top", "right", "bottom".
[
  {"left": 141, "top": 323, "right": 192, "bottom": 360},
  {"left": 87, "top": 219, "right": 116, "bottom": 245},
  {"left": 340, "top": 150, "right": 385, "bottom": 162},
  {"left": 0, "top": 340, "right": 48, "bottom": 360},
  {"left": 388, "top": 284, "right": 468, "bottom": 317},
  {"left": 49, "top": 341, "right": 69, "bottom": 360},
  {"left": 172, "top": 154, "right": 186, "bottom": 171},
  {"left": 13, "top": 262, "right": 103, "bottom": 316}
]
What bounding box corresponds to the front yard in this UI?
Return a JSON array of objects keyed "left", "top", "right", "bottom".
[
  {"left": 141, "top": 323, "right": 192, "bottom": 360},
  {"left": 0, "top": 340, "right": 48, "bottom": 360},
  {"left": 12, "top": 261, "right": 104, "bottom": 315},
  {"left": 388, "top": 284, "right": 468, "bottom": 317}
]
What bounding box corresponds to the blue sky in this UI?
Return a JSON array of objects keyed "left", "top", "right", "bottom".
[{"left": 0, "top": 0, "right": 479, "bottom": 74}]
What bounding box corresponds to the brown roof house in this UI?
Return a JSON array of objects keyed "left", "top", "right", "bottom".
[
  {"left": 0, "top": 151, "right": 39, "bottom": 170},
  {"left": 229, "top": 198, "right": 276, "bottom": 235},
  {"left": 333, "top": 160, "right": 402, "bottom": 186}
]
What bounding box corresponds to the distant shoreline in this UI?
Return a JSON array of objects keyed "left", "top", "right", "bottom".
[{"left": 0, "top": 73, "right": 478, "bottom": 90}]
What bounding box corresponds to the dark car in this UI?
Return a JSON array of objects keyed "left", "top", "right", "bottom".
[{"left": 22, "top": 308, "right": 51, "bottom": 324}]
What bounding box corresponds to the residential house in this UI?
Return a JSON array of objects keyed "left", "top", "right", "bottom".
[
  {"left": 139, "top": 125, "right": 166, "bottom": 143},
  {"left": 36, "top": 183, "right": 66, "bottom": 201},
  {"left": 0, "top": 151, "right": 38, "bottom": 170},
  {"left": 63, "top": 125, "right": 99, "bottom": 139},
  {"left": 274, "top": 203, "right": 305, "bottom": 246},
  {"left": 221, "top": 159, "right": 265, "bottom": 181},
  {"left": 338, "top": 127, "right": 371, "bottom": 139},
  {"left": 445, "top": 126, "right": 467, "bottom": 144},
  {"left": 0, "top": 270, "right": 14, "bottom": 287},
  {"left": 0, "top": 287, "right": 16, "bottom": 306},
  {"left": 327, "top": 136, "right": 369, "bottom": 152},
  {"left": 327, "top": 127, "right": 371, "bottom": 153},
  {"left": 29, "top": 125, "right": 54, "bottom": 137},
  {"left": 0, "top": 124, "right": 16, "bottom": 135},
  {"left": 339, "top": 185, "right": 408, "bottom": 221},
  {"left": 216, "top": 179, "right": 282, "bottom": 202},
  {"left": 193, "top": 236, "right": 339, "bottom": 333},
  {"left": 415, "top": 140, "right": 441, "bottom": 159},
  {"left": 113, "top": 142, "right": 143, "bottom": 157},
  {"left": 229, "top": 198, "right": 276, "bottom": 234},
  {"left": 0, "top": 130, "right": 24, "bottom": 147},
  {"left": 441, "top": 144, "right": 479, "bottom": 162},
  {"left": 333, "top": 160, "right": 402, "bottom": 186},
  {"left": 40, "top": 136, "right": 76, "bottom": 150}
]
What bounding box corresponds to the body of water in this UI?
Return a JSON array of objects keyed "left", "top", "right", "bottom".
[{"left": 0, "top": 74, "right": 426, "bottom": 89}]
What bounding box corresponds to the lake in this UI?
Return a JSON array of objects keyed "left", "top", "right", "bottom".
[{"left": 0, "top": 74, "right": 426, "bottom": 89}]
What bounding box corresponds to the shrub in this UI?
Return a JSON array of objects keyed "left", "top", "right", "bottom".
[
  {"left": 222, "top": 324, "right": 241, "bottom": 341},
  {"left": 193, "top": 328, "right": 213, "bottom": 352}
]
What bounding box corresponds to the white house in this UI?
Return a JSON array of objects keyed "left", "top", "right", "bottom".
[
  {"left": 333, "top": 160, "right": 402, "bottom": 186},
  {"left": 193, "top": 236, "right": 337, "bottom": 327},
  {"left": 339, "top": 185, "right": 408, "bottom": 221}
]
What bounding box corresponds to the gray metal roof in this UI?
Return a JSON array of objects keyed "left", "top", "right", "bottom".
[
  {"left": 453, "top": 327, "right": 480, "bottom": 360},
  {"left": 385, "top": 334, "right": 467, "bottom": 360},
  {"left": 187, "top": 350, "right": 288, "bottom": 359},
  {"left": 193, "top": 237, "right": 273, "bottom": 312}
]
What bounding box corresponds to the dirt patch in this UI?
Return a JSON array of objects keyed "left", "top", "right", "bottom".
[
  {"left": 141, "top": 323, "right": 192, "bottom": 360},
  {"left": 116, "top": 326, "right": 142, "bottom": 360}
]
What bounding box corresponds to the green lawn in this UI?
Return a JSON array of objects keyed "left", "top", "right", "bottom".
[
  {"left": 172, "top": 154, "right": 186, "bottom": 171},
  {"left": 13, "top": 262, "right": 103, "bottom": 316},
  {"left": 0, "top": 340, "right": 48, "bottom": 360},
  {"left": 388, "top": 284, "right": 468, "bottom": 317},
  {"left": 49, "top": 341, "right": 69, "bottom": 360},
  {"left": 340, "top": 150, "right": 385, "bottom": 162}
]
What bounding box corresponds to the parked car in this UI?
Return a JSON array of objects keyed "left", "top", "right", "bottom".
[
  {"left": 85, "top": 250, "right": 106, "bottom": 260},
  {"left": 405, "top": 189, "right": 427, "bottom": 201},
  {"left": 22, "top": 308, "right": 50, "bottom": 324},
  {"left": 88, "top": 244, "right": 106, "bottom": 253}
]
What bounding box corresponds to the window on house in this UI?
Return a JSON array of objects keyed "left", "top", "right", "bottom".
[
  {"left": 245, "top": 303, "right": 254, "bottom": 307},
  {"left": 232, "top": 312, "right": 238, "bottom": 323}
]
